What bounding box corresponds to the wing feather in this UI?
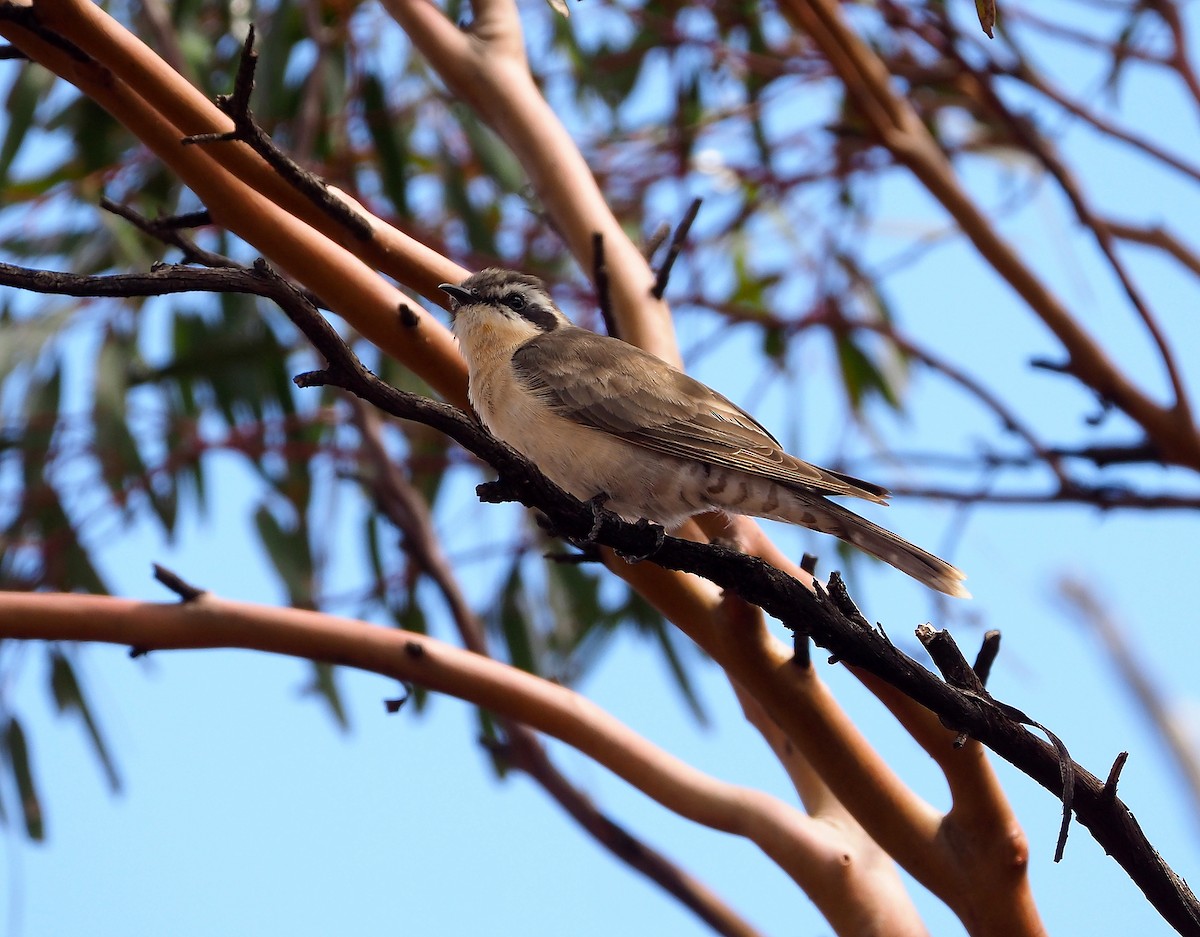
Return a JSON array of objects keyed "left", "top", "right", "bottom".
[{"left": 512, "top": 328, "right": 888, "bottom": 503}]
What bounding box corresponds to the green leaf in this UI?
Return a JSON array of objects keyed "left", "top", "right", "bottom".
[
  {"left": 28, "top": 486, "right": 109, "bottom": 595},
  {"left": 440, "top": 137, "right": 499, "bottom": 256},
  {"left": 649, "top": 619, "right": 709, "bottom": 726},
  {"left": 455, "top": 107, "right": 525, "bottom": 196},
  {"left": 254, "top": 503, "right": 315, "bottom": 609},
  {"left": 835, "top": 332, "right": 899, "bottom": 412},
  {"left": 94, "top": 330, "right": 146, "bottom": 517},
  {"left": 0, "top": 301, "right": 73, "bottom": 379},
  {"left": 61, "top": 97, "right": 124, "bottom": 175},
  {"left": 492, "top": 561, "right": 537, "bottom": 675},
  {"left": 362, "top": 72, "right": 410, "bottom": 217},
  {"left": 364, "top": 515, "right": 388, "bottom": 601},
  {"left": 0, "top": 65, "right": 49, "bottom": 191},
  {"left": 762, "top": 326, "right": 786, "bottom": 363},
  {"left": 476, "top": 707, "right": 509, "bottom": 779},
  {"left": 49, "top": 649, "right": 122, "bottom": 792},
  {"left": 306, "top": 662, "right": 349, "bottom": 731},
  {"left": 545, "top": 561, "right": 606, "bottom": 672},
  {"left": 2, "top": 717, "right": 44, "bottom": 840},
  {"left": 20, "top": 359, "right": 62, "bottom": 494}
]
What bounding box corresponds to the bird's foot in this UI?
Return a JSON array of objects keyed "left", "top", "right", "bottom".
[
  {"left": 583, "top": 492, "right": 614, "bottom": 543},
  {"left": 616, "top": 518, "right": 666, "bottom": 564},
  {"left": 576, "top": 494, "right": 664, "bottom": 563}
]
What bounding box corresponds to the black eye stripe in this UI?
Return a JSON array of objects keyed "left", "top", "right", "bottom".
[{"left": 514, "top": 301, "right": 559, "bottom": 333}]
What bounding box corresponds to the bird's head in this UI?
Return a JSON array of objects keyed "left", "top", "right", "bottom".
[{"left": 439, "top": 269, "right": 570, "bottom": 345}]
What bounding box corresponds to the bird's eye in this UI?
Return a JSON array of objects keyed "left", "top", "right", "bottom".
[{"left": 502, "top": 293, "right": 527, "bottom": 311}]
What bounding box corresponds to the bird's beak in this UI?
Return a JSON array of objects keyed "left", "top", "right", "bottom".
[{"left": 439, "top": 283, "right": 476, "bottom": 310}]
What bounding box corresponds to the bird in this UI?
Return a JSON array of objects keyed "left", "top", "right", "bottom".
[{"left": 439, "top": 268, "right": 968, "bottom": 598}]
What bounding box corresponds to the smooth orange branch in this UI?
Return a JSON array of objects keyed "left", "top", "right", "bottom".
[
  {"left": 620, "top": 558, "right": 1041, "bottom": 934},
  {"left": 724, "top": 632, "right": 928, "bottom": 936},
  {"left": 37, "top": 0, "right": 470, "bottom": 307},
  {"left": 0, "top": 8, "right": 469, "bottom": 408},
  {"left": 719, "top": 592, "right": 925, "bottom": 935},
  {"left": 850, "top": 667, "right": 1041, "bottom": 934},
  {"left": 0, "top": 589, "right": 890, "bottom": 935},
  {"left": 615, "top": 563, "right": 952, "bottom": 879},
  {"left": 381, "top": 0, "right": 680, "bottom": 366}
]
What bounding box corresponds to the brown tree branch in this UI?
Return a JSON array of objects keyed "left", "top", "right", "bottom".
[
  {"left": 776, "top": 0, "right": 1200, "bottom": 471},
  {"left": 996, "top": 58, "right": 1200, "bottom": 185},
  {"left": 1100, "top": 219, "right": 1200, "bottom": 279},
  {"left": 717, "top": 593, "right": 928, "bottom": 936},
  {"left": 0, "top": 587, "right": 876, "bottom": 931},
  {"left": 924, "top": 14, "right": 1193, "bottom": 431}
]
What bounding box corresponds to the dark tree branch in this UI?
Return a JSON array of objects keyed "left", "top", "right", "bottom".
[
  {"left": 652, "top": 198, "right": 701, "bottom": 299},
  {"left": 0, "top": 3, "right": 88, "bottom": 61},
  {"left": 917, "top": 625, "right": 1075, "bottom": 862},
  {"left": 2, "top": 255, "right": 1198, "bottom": 931},
  {"left": 100, "top": 198, "right": 232, "bottom": 268},
  {"left": 180, "top": 25, "right": 373, "bottom": 240},
  {"left": 973, "top": 631, "right": 1002, "bottom": 687},
  {"left": 642, "top": 220, "right": 672, "bottom": 262},
  {"left": 152, "top": 563, "right": 205, "bottom": 602},
  {"left": 591, "top": 231, "right": 617, "bottom": 338}
]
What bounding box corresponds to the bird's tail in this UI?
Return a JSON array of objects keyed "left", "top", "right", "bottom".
[{"left": 780, "top": 498, "right": 970, "bottom": 598}]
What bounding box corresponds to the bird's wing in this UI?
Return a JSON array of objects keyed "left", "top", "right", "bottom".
[{"left": 511, "top": 328, "right": 889, "bottom": 503}]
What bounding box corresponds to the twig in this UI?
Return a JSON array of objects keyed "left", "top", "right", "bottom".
[
  {"left": 152, "top": 563, "right": 205, "bottom": 602},
  {"left": 643, "top": 221, "right": 672, "bottom": 261},
  {"left": 917, "top": 625, "right": 1075, "bottom": 862},
  {"left": 592, "top": 231, "right": 616, "bottom": 338},
  {"left": 1102, "top": 752, "right": 1130, "bottom": 801},
  {"left": 995, "top": 58, "right": 1200, "bottom": 185},
  {"left": 973, "top": 631, "right": 1002, "bottom": 687},
  {"left": 652, "top": 198, "right": 702, "bottom": 300},
  {"left": 180, "top": 25, "right": 374, "bottom": 240},
  {"left": 100, "top": 198, "right": 233, "bottom": 268},
  {"left": 1101, "top": 219, "right": 1200, "bottom": 279}
]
